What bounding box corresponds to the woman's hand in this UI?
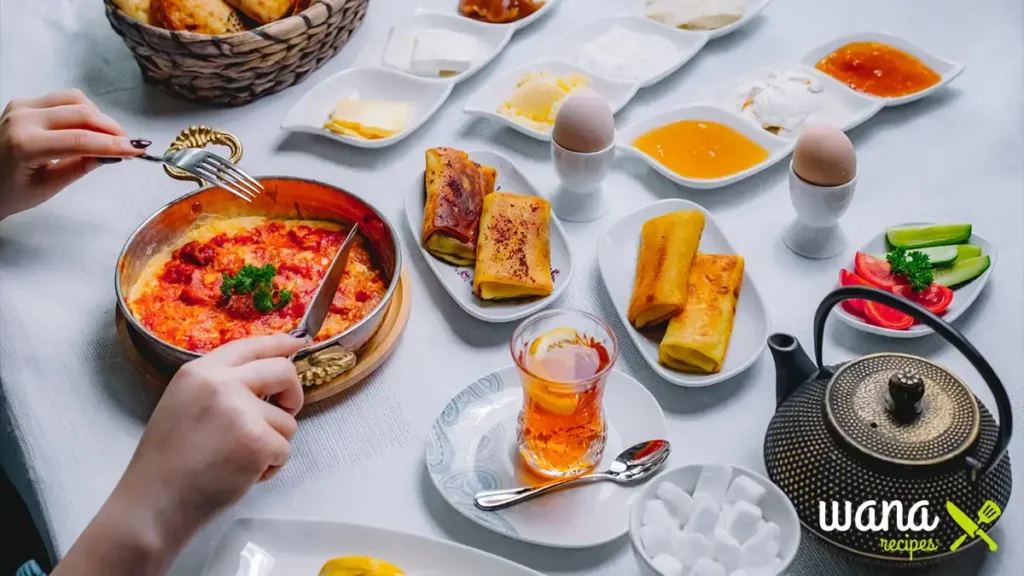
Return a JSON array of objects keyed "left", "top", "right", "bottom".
[
  {"left": 51, "top": 334, "right": 308, "bottom": 576},
  {"left": 0, "top": 89, "right": 146, "bottom": 221}
]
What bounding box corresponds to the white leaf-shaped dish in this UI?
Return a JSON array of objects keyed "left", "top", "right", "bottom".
[
  {"left": 617, "top": 104, "right": 794, "bottom": 189},
  {"left": 800, "top": 32, "right": 965, "bottom": 107},
  {"left": 464, "top": 61, "right": 639, "bottom": 142},
  {"left": 549, "top": 15, "right": 709, "bottom": 88},
  {"left": 597, "top": 199, "right": 770, "bottom": 387},
  {"left": 834, "top": 225, "right": 996, "bottom": 339},
  {"left": 280, "top": 67, "right": 453, "bottom": 149},
  {"left": 417, "top": 0, "right": 562, "bottom": 31},
  {"left": 642, "top": 0, "right": 775, "bottom": 40},
  {"left": 380, "top": 11, "right": 513, "bottom": 84},
  {"left": 404, "top": 150, "right": 575, "bottom": 323},
  {"left": 711, "top": 64, "right": 884, "bottom": 138}
]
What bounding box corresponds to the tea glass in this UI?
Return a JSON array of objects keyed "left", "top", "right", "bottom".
[{"left": 511, "top": 309, "right": 619, "bottom": 479}]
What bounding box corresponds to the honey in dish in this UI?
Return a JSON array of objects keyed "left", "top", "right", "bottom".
[
  {"left": 815, "top": 41, "right": 941, "bottom": 97},
  {"left": 633, "top": 120, "right": 770, "bottom": 180},
  {"left": 517, "top": 328, "right": 611, "bottom": 478}
]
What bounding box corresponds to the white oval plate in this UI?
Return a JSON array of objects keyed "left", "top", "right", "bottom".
[
  {"left": 464, "top": 61, "right": 639, "bottom": 142},
  {"left": 418, "top": 0, "right": 562, "bottom": 31},
  {"left": 597, "top": 199, "right": 770, "bottom": 387},
  {"left": 404, "top": 150, "right": 575, "bottom": 323},
  {"left": 712, "top": 64, "right": 884, "bottom": 138},
  {"left": 425, "top": 366, "right": 668, "bottom": 548},
  {"left": 641, "top": 0, "right": 775, "bottom": 40},
  {"left": 550, "top": 15, "right": 709, "bottom": 88},
  {"left": 629, "top": 463, "right": 800, "bottom": 576},
  {"left": 834, "top": 224, "right": 996, "bottom": 339},
  {"left": 280, "top": 67, "right": 453, "bottom": 149},
  {"left": 617, "top": 104, "right": 794, "bottom": 190},
  {"left": 380, "top": 12, "right": 513, "bottom": 84},
  {"left": 202, "top": 518, "right": 545, "bottom": 576},
  {"left": 800, "top": 32, "right": 965, "bottom": 107}
]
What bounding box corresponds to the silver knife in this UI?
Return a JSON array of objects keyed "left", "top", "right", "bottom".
[{"left": 289, "top": 223, "right": 360, "bottom": 346}]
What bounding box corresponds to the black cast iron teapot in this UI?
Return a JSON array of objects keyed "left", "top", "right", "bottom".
[{"left": 764, "top": 286, "right": 1012, "bottom": 565}]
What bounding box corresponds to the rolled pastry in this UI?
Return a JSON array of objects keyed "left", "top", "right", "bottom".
[{"left": 627, "top": 210, "right": 705, "bottom": 329}]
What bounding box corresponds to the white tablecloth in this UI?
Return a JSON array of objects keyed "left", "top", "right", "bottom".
[{"left": 1, "top": 0, "right": 1022, "bottom": 574}]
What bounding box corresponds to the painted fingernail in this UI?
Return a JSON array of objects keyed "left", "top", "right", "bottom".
[
  {"left": 96, "top": 157, "right": 123, "bottom": 164},
  {"left": 130, "top": 139, "right": 152, "bottom": 149}
]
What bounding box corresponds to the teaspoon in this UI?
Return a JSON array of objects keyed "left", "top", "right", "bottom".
[{"left": 474, "top": 439, "right": 671, "bottom": 511}]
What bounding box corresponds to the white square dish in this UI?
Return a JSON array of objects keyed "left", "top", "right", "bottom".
[
  {"left": 380, "top": 12, "right": 514, "bottom": 84},
  {"left": 834, "top": 225, "right": 996, "bottom": 339},
  {"left": 800, "top": 32, "right": 965, "bottom": 107},
  {"left": 280, "top": 67, "right": 453, "bottom": 149},
  {"left": 549, "top": 15, "right": 709, "bottom": 88},
  {"left": 616, "top": 104, "right": 794, "bottom": 190},
  {"left": 597, "top": 199, "right": 770, "bottom": 386},
  {"left": 463, "top": 60, "right": 639, "bottom": 142},
  {"left": 404, "top": 150, "right": 575, "bottom": 323}
]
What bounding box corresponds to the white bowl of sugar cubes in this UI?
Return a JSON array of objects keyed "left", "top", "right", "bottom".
[{"left": 629, "top": 463, "right": 800, "bottom": 576}]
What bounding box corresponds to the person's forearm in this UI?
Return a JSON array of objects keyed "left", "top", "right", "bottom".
[{"left": 50, "top": 480, "right": 192, "bottom": 576}]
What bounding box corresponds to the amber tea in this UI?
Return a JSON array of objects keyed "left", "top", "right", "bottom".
[{"left": 512, "top": 310, "right": 618, "bottom": 479}]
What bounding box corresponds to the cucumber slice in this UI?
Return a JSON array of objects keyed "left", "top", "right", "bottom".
[
  {"left": 933, "top": 255, "right": 991, "bottom": 289},
  {"left": 875, "top": 246, "right": 959, "bottom": 267},
  {"left": 956, "top": 244, "right": 983, "bottom": 260},
  {"left": 886, "top": 224, "right": 972, "bottom": 249}
]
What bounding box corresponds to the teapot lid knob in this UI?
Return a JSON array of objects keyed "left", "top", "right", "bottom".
[{"left": 886, "top": 369, "right": 925, "bottom": 421}]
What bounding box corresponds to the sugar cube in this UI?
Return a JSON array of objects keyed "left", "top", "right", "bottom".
[
  {"left": 729, "top": 571, "right": 751, "bottom": 576},
  {"left": 755, "top": 557, "right": 782, "bottom": 576},
  {"left": 726, "top": 501, "right": 762, "bottom": 544},
  {"left": 739, "top": 534, "right": 780, "bottom": 569},
  {"left": 644, "top": 499, "right": 676, "bottom": 530},
  {"left": 657, "top": 482, "right": 694, "bottom": 525},
  {"left": 694, "top": 465, "right": 733, "bottom": 506},
  {"left": 713, "top": 527, "right": 742, "bottom": 572},
  {"left": 684, "top": 494, "right": 720, "bottom": 536},
  {"left": 651, "top": 553, "right": 685, "bottom": 576},
  {"left": 691, "top": 558, "right": 727, "bottom": 576},
  {"left": 715, "top": 503, "right": 734, "bottom": 532},
  {"left": 747, "top": 521, "right": 780, "bottom": 549},
  {"left": 641, "top": 524, "right": 673, "bottom": 557},
  {"left": 671, "top": 531, "right": 713, "bottom": 566},
  {"left": 725, "top": 475, "right": 766, "bottom": 506}
]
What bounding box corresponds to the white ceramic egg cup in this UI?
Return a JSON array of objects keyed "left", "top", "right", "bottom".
[
  {"left": 550, "top": 139, "right": 615, "bottom": 222},
  {"left": 782, "top": 161, "right": 857, "bottom": 259},
  {"left": 617, "top": 31, "right": 963, "bottom": 190},
  {"left": 280, "top": 3, "right": 561, "bottom": 149}
]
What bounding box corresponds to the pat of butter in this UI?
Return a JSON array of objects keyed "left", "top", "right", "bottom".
[
  {"left": 498, "top": 71, "right": 590, "bottom": 131},
  {"left": 325, "top": 99, "right": 411, "bottom": 140},
  {"left": 646, "top": 0, "right": 746, "bottom": 30},
  {"left": 410, "top": 29, "right": 478, "bottom": 77}
]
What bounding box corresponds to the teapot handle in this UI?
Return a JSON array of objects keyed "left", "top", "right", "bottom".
[{"left": 813, "top": 286, "right": 1013, "bottom": 481}]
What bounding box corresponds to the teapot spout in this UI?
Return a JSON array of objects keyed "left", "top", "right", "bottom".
[{"left": 768, "top": 333, "right": 819, "bottom": 408}]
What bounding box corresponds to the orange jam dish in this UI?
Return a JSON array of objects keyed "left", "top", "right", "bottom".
[
  {"left": 815, "top": 41, "right": 941, "bottom": 98},
  {"left": 633, "top": 120, "right": 769, "bottom": 179}
]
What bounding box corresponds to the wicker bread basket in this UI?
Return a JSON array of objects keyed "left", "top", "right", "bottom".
[{"left": 103, "top": 0, "right": 370, "bottom": 106}]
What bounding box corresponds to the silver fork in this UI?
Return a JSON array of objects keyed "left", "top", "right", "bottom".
[{"left": 137, "top": 148, "right": 263, "bottom": 202}]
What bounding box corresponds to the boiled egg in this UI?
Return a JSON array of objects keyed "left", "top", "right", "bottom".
[
  {"left": 552, "top": 88, "right": 615, "bottom": 153},
  {"left": 792, "top": 124, "right": 856, "bottom": 186}
]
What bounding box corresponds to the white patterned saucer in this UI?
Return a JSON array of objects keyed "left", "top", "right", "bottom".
[{"left": 425, "top": 366, "right": 667, "bottom": 548}]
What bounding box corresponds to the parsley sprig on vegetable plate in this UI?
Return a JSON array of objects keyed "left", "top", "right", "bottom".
[
  {"left": 886, "top": 247, "right": 933, "bottom": 292},
  {"left": 221, "top": 264, "right": 292, "bottom": 313}
]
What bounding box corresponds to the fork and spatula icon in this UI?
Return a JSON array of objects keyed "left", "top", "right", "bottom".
[{"left": 946, "top": 500, "right": 1001, "bottom": 552}]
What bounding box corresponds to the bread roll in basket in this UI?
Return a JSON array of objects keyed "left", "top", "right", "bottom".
[{"left": 104, "top": 0, "right": 370, "bottom": 106}]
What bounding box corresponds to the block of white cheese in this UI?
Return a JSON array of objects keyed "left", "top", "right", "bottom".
[
  {"left": 646, "top": 0, "right": 747, "bottom": 31},
  {"left": 410, "top": 29, "right": 479, "bottom": 77},
  {"left": 325, "top": 99, "right": 411, "bottom": 140}
]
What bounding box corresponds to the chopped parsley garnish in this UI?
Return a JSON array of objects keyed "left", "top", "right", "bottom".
[
  {"left": 220, "top": 264, "right": 292, "bottom": 313},
  {"left": 886, "top": 247, "right": 933, "bottom": 292}
]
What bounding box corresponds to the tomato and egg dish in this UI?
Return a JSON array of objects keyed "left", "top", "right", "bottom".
[{"left": 128, "top": 217, "right": 387, "bottom": 353}]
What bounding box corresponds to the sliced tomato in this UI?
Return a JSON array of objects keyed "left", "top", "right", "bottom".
[
  {"left": 863, "top": 301, "right": 914, "bottom": 330},
  {"left": 838, "top": 269, "right": 875, "bottom": 316},
  {"left": 854, "top": 252, "right": 907, "bottom": 289},
  {"left": 893, "top": 283, "right": 954, "bottom": 315}
]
